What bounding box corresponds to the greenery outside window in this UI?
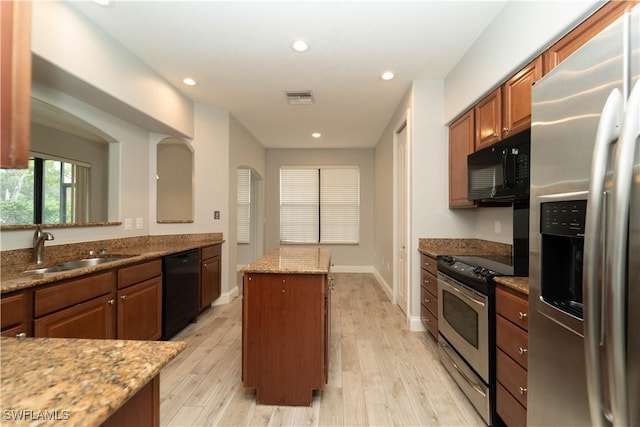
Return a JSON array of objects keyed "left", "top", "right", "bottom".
[{"left": 0, "top": 153, "right": 90, "bottom": 225}]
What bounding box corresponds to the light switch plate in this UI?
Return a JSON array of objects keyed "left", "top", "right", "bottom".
[
  {"left": 136, "top": 217, "right": 143, "bottom": 229},
  {"left": 124, "top": 218, "right": 133, "bottom": 230}
]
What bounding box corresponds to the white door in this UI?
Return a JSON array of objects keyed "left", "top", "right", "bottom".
[{"left": 396, "top": 123, "right": 408, "bottom": 315}]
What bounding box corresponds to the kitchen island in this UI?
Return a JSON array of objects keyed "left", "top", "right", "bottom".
[
  {"left": 241, "top": 247, "right": 331, "bottom": 406},
  {"left": 0, "top": 337, "right": 184, "bottom": 426}
]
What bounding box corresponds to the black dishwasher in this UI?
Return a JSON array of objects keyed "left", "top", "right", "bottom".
[{"left": 161, "top": 249, "right": 200, "bottom": 340}]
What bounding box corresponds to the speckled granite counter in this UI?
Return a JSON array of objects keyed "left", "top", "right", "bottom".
[
  {"left": 493, "top": 276, "right": 529, "bottom": 295},
  {"left": 418, "top": 238, "right": 512, "bottom": 258},
  {"left": 0, "top": 337, "right": 185, "bottom": 426},
  {"left": 1, "top": 234, "right": 224, "bottom": 294},
  {"left": 241, "top": 247, "right": 331, "bottom": 274}
]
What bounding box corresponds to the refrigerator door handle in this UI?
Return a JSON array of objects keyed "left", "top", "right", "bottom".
[
  {"left": 584, "top": 88, "right": 624, "bottom": 427},
  {"left": 608, "top": 80, "right": 640, "bottom": 427}
]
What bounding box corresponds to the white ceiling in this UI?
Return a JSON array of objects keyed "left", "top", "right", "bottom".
[{"left": 69, "top": 1, "right": 507, "bottom": 149}]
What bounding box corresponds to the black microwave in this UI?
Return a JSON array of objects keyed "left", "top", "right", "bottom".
[{"left": 467, "top": 130, "right": 530, "bottom": 202}]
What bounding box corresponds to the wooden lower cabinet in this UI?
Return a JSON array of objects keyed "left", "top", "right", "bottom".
[
  {"left": 200, "top": 244, "right": 222, "bottom": 311},
  {"left": 0, "top": 289, "right": 32, "bottom": 337},
  {"left": 101, "top": 376, "right": 159, "bottom": 427},
  {"left": 242, "top": 272, "right": 329, "bottom": 406},
  {"left": 117, "top": 277, "right": 162, "bottom": 340},
  {"left": 496, "top": 285, "right": 529, "bottom": 426},
  {"left": 419, "top": 253, "right": 438, "bottom": 338},
  {"left": 34, "top": 271, "right": 116, "bottom": 339},
  {"left": 34, "top": 293, "right": 116, "bottom": 339}
]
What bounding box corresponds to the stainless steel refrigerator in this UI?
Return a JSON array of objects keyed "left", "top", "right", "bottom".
[{"left": 528, "top": 4, "right": 639, "bottom": 426}]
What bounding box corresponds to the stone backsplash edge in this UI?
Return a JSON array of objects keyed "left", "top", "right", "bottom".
[{"left": 1, "top": 233, "right": 223, "bottom": 267}]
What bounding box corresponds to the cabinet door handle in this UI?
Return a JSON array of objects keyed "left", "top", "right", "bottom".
[
  {"left": 120, "top": 295, "right": 127, "bottom": 300},
  {"left": 519, "top": 386, "right": 528, "bottom": 395},
  {"left": 425, "top": 298, "right": 431, "bottom": 303},
  {"left": 502, "top": 127, "right": 510, "bottom": 133},
  {"left": 492, "top": 132, "right": 498, "bottom": 137},
  {"left": 107, "top": 299, "right": 115, "bottom": 305},
  {"left": 517, "top": 311, "right": 528, "bottom": 319},
  {"left": 424, "top": 279, "right": 430, "bottom": 285},
  {"left": 203, "top": 263, "right": 208, "bottom": 269},
  {"left": 424, "top": 261, "right": 430, "bottom": 267},
  {"left": 518, "top": 346, "right": 528, "bottom": 355}
]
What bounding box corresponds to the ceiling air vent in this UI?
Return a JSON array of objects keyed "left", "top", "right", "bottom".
[{"left": 285, "top": 90, "right": 313, "bottom": 105}]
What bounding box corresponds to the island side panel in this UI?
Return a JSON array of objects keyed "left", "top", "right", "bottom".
[{"left": 242, "top": 272, "right": 327, "bottom": 406}]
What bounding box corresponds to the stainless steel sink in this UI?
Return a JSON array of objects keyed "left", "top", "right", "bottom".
[{"left": 25, "top": 256, "right": 132, "bottom": 274}]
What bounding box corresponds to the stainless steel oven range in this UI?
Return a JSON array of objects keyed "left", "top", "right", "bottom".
[{"left": 437, "top": 255, "right": 514, "bottom": 426}]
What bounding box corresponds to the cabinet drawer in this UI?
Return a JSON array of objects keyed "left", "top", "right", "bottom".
[
  {"left": 421, "top": 303, "right": 438, "bottom": 338},
  {"left": 35, "top": 271, "right": 116, "bottom": 317},
  {"left": 497, "top": 381, "right": 527, "bottom": 427},
  {"left": 497, "top": 315, "right": 528, "bottom": 369},
  {"left": 496, "top": 287, "right": 529, "bottom": 331},
  {"left": 421, "top": 285, "right": 438, "bottom": 317},
  {"left": 118, "top": 259, "right": 162, "bottom": 289},
  {"left": 202, "top": 244, "right": 221, "bottom": 260},
  {"left": 420, "top": 268, "right": 437, "bottom": 296},
  {"left": 1, "top": 324, "right": 26, "bottom": 338},
  {"left": 1, "top": 291, "right": 26, "bottom": 329},
  {"left": 497, "top": 349, "right": 528, "bottom": 408},
  {"left": 420, "top": 253, "right": 438, "bottom": 277}
]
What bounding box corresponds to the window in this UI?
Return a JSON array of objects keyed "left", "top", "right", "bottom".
[
  {"left": 280, "top": 166, "right": 359, "bottom": 244},
  {"left": 237, "top": 168, "right": 251, "bottom": 243},
  {"left": 0, "top": 153, "right": 90, "bottom": 225}
]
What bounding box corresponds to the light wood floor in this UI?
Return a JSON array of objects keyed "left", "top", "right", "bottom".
[{"left": 160, "top": 273, "right": 484, "bottom": 426}]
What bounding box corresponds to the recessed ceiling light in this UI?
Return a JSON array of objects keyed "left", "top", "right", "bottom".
[
  {"left": 381, "top": 71, "right": 395, "bottom": 81},
  {"left": 91, "top": 0, "right": 112, "bottom": 6},
  {"left": 183, "top": 78, "right": 197, "bottom": 86},
  {"left": 291, "top": 39, "right": 310, "bottom": 53},
  {"left": 312, "top": 132, "right": 321, "bottom": 138}
]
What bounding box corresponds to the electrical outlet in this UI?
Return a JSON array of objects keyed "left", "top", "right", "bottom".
[
  {"left": 124, "top": 218, "right": 133, "bottom": 230},
  {"left": 136, "top": 217, "right": 143, "bottom": 229},
  {"left": 214, "top": 211, "right": 220, "bottom": 220},
  {"left": 494, "top": 220, "right": 501, "bottom": 234}
]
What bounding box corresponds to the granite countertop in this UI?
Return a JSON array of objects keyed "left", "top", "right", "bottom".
[
  {"left": 1, "top": 235, "right": 224, "bottom": 294},
  {"left": 0, "top": 337, "right": 185, "bottom": 427},
  {"left": 241, "top": 247, "right": 331, "bottom": 274},
  {"left": 493, "top": 276, "right": 529, "bottom": 295}
]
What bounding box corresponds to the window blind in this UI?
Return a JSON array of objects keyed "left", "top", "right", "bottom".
[
  {"left": 279, "top": 166, "right": 359, "bottom": 244},
  {"left": 320, "top": 167, "right": 359, "bottom": 243},
  {"left": 237, "top": 168, "right": 251, "bottom": 243},
  {"left": 280, "top": 168, "right": 319, "bottom": 243}
]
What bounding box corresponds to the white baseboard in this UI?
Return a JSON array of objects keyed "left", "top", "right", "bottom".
[
  {"left": 370, "top": 267, "right": 393, "bottom": 301},
  {"left": 409, "top": 315, "right": 426, "bottom": 332},
  {"left": 329, "top": 265, "right": 374, "bottom": 273},
  {"left": 212, "top": 285, "right": 240, "bottom": 306}
]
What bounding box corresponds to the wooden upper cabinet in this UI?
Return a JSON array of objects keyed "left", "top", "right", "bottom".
[
  {"left": 502, "top": 56, "right": 542, "bottom": 138},
  {"left": 544, "top": 1, "right": 639, "bottom": 74},
  {"left": 449, "top": 110, "right": 476, "bottom": 209},
  {"left": 474, "top": 87, "right": 502, "bottom": 151},
  {"left": 1, "top": 1, "right": 32, "bottom": 169}
]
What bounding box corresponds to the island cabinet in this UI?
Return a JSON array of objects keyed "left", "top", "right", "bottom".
[
  {"left": 419, "top": 253, "right": 438, "bottom": 339},
  {"left": 0, "top": 289, "right": 32, "bottom": 337},
  {"left": 200, "top": 243, "right": 222, "bottom": 311},
  {"left": 243, "top": 273, "right": 329, "bottom": 406},
  {"left": 34, "top": 271, "right": 116, "bottom": 339},
  {"left": 495, "top": 285, "right": 529, "bottom": 427},
  {"left": 117, "top": 259, "right": 162, "bottom": 341},
  {"left": 241, "top": 247, "right": 332, "bottom": 406}
]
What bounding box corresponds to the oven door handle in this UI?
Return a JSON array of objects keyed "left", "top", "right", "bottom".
[
  {"left": 441, "top": 279, "right": 486, "bottom": 307},
  {"left": 439, "top": 341, "right": 487, "bottom": 398}
]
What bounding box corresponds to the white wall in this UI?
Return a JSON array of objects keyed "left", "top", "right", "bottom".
[
  {"left": 444, "top": 0, "right": 601, "bottom": 123},
  {"left": 31, "top": 0, "right": 194, "bottom": 138},
  {"left": 229, "top": 115, "right": 267, "bottom": 285},
  {"left": 265, "top": 148, "right": 375, "bottom": 268}
]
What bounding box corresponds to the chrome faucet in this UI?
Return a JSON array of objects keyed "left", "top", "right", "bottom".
[{"left": 33, "top": 225, "right": 55, "bottom": 264}]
